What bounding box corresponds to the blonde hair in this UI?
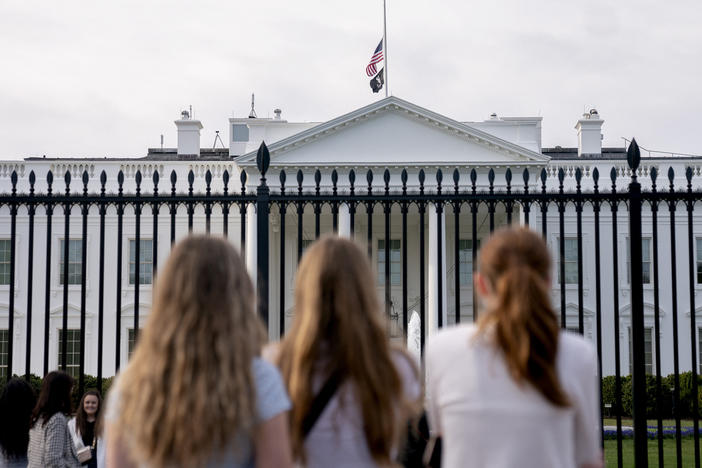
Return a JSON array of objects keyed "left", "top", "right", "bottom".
[
  {"left": 277, "top": 236, "right": 419, "bottom": 465},
  {"left": 477, "top": 226, "right": 569, "bottom": 407},
  {"left": 115, "top": 236, "right": 265, "bottom": 467}
]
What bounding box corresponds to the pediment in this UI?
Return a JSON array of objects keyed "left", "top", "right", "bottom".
[{"left": 236, "top": 97, "right": 549, "bottom": 167}]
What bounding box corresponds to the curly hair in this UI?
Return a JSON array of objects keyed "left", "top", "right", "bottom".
[{"left": 115, "top": 236, "right": 266, "bottom": 467}]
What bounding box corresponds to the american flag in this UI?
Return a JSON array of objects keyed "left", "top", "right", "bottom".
[{"left": 365, "top": 40, "right": 384, "bottom": 77}]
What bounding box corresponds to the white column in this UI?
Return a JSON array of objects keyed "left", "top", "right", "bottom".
[
  {"left": 338, "top": 203, "right": 351, "bottom": 238},
  {"left": 428, "top": 206, "right": 447, "bottom": 336},
  {"left": 245, "top": 204, "right": 257, "bottom": 287}
]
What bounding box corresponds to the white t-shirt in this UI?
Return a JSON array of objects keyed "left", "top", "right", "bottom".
[
  {"left": 302, "top": 351, "right": 421, "bottom": 468},
  {"left": 426, "top": 324, "right": 600, "bottom": 468}
]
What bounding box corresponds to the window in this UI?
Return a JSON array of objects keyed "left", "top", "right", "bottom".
[
  {"left": 378, "top": 239, "right": 401, "bottom": 286},
  {"left": 627, "top": 238, "right": 651, "bottom": 284},
  {"left": 697, "top": 239, "right": 702, "bottom": 284},
  {"left": 57, "top": 329, "right": 81, "bottom": 378},
  {"left": 129, "top": 240, "right": 153, "bottom": 285},
  {"left": 0, "top": 329, "right": 8, "bottom": 380},
  {"left": 0, "top": 240, "right": 10, "bottom": 285},
  {"left": 458, "top": 239, "right": 477, "bottom": 286},
  {"left": 59, "top": 239, "right": 83, "bottom": 285},
  {"left": 557, "top": 238, "right": 579, "bottom": 285},
  {"left": 232, "top": 124, "right": 249, "bottom": 142},
  {"left": 128, "top": 329, "right": 138, "bottom": 360},
  {"left": 628, "top": 327, "right": 653, "bottom": 375}
]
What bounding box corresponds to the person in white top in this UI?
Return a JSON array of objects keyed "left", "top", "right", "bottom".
[
  {"left": 275, "top": 236, "right": 422, "bottom": 468},
  {"left": 426, "top": 227, "right": 602, "bottom": 468}
]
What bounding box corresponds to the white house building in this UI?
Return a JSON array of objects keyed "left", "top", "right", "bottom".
[{"left": 1, "top": 96, "right": 701, "bottom": 380}]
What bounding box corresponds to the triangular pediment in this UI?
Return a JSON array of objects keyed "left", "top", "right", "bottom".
[{"left": 236, "top": 97, "right": 549, "bottom": 167}]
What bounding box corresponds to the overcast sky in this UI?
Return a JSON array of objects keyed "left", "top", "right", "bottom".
[{"left": 0, "top": 0, "right": 700, "bottom": 160}]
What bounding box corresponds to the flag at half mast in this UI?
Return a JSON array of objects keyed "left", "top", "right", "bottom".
[{"left": 365, "top": 40, "right": 384, "bottom": 77}]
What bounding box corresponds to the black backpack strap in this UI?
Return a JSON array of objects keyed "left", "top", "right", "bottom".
[{"left": 301, "top": 371, "right": 343, "bottom": 438}]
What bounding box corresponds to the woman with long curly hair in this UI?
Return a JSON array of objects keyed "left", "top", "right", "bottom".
[
  {"left": 68, "top": 390, "right": 104, "bottom": 467},
  {"left": 426, "top": 227, "right": 601, "bottom": 468},
  {"left": 106, "top": 235, "right": 293, "bottom": 468},
  {"left": 276, "top": 236, "right": 421, "bottom": 467}
]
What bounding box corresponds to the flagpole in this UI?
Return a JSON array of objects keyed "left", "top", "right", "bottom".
[{"left": 383, "top": 0, "right": 388, "bottom": 97}]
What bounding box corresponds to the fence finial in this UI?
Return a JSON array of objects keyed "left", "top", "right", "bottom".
[
  {"left": 256, "top": 141, "right": 270, "bottom": 179},
  {"left": 627, "top": 138, "right": 641, "bottom": 177}
]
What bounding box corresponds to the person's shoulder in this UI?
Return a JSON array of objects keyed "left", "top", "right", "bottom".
[
  {"left": 428, "top": 324, "right": 477, "bottom": 354},
  {"left": 559, "top": 331, "right": 597, "bottom": 370},
  {"left": 45, "top": 412, "right": 68, "bottom": 429}
]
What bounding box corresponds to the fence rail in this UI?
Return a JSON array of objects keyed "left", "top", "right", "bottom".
[{"left": 1, "top": 140, "right": 701, "bottom": 467}]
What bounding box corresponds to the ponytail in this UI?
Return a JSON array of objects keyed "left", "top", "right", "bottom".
[{"left": 477, "top": 227, "right": 570, "bottom": 407}]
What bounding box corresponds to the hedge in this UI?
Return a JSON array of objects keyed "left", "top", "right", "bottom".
[{"left": 602, "top": 372, "right": 702, "bottom": 419}]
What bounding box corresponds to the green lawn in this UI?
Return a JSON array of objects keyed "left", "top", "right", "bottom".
[
  {"left": 603, "top": 418, "right": 696, "bottom": 429},
  {"left": 604, "top": 438, "right": 698, "bottom": 467}
]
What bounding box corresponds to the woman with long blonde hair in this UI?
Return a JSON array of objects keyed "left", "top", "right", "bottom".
[
  {"left": 276, "top": 236, "right": 421, "bottom": 467},
  {"left": 426, "top": 227, "right": 601, "bottom": 468},
  {"left": 106, "top": 236, "right": 293, "bottom": 468}
]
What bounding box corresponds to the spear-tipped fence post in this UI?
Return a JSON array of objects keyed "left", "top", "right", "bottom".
[
  {"left": 256, "top": 142, "right": 270, "bottom": 326},
  {"left": 626, "top": 138, "right": 648, "bottom": 467}
]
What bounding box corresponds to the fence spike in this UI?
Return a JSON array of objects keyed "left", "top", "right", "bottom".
[
  {"left": 223, "top": 169, "right": 230, "bottom": 192},
  {"left": 488, "top": 169, "right": 495, "bottom": 193},
  {"left": 296, "top": 170, "right": 304, "bottom": 190},
  {"left": 453, "top": 168, "right": 460, "bottom": 192},
  {"left": 64, "top": 171, "right": 71, "bottom": 194},
  {"left": 592, "top": 167, "right": 599, "bottom": 189},
  {"left": 205, "top": 170, "right": 212, "bottom": 186},
  {"left": 668, "top": 167, "right": 675, "bottom": 191},
  {"left": 366, "top": 169, "right": 373, "bottom": 187},
  {"left": 331, "top": 169, "right": 338, "bottom": 188},
  {"left": 575, "top": 167, "right": 582, "bottom": 191},
  {"left": 11, "top": 170, "right": 18, "bottom": 190},
  {"left": 100, "top": 171, "right": 107, "bottom": 195},
  {"left": 152, "top": 170, "right": 159, "bottom": 195},
  {"left": 82, "top": 170, "right": 89, "bottom": 195},
  {"left": 650, "top": 167, "right": 657, "bottom": 191},
  {"left": 187, "top": 170, "right": 194, "bottom": 186},
  {"left": 470, "top": 168, "right": 477, "bottom": 190},
  {"left": 627, "top": 138, "right": 641, "bottom": 175},
  {"left": 505, "top": 168, "right": 512, "bottom": 185},
  {"left": 240, "top": 170, "right": 247, "bottom": 194},
  {"left": 256, "top": 141, "right": 270, "bottom": 178},
  {"left": 314, "top": 169, "right": 321, "bottom": 190},
  {"left": 436, "top": 168, "right": 443, "bottom": 185},
  {"left": 522, "top": 168, "right": 529, "bottom": 189},
  {"left": 384, "top": 168, "right": 390, "bottom": 188},
  {"left": 135, "top": 170, "right": 142, "bottom": 186},
  {"left": 47, "top": 170, "right": 54, "bottom": 189},
  {"left": 348, "top": 169, "right": 355, "bottom": 190},
  {"left": 686, "top": 166, "right": 693, "bottom": 190},
  {"left": 418, "top": 168, "right": 425, "bottom": 187},
  {"left": 29, "top": 170, "right": 36, "bottom": 194},
  {"left": 279, "top": 170, "right": 286, "bottom": 192}
]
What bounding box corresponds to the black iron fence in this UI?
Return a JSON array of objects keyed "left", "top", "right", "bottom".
[{"left": 1, "top": 140, "right": 701, "bottom": 467}]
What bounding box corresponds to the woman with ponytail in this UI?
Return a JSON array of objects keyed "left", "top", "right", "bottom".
[{"left": 426, "top": 227, "right": 601, "bottom": 468}]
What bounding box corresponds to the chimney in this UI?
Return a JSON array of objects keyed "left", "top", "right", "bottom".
[
  {"left": 575, "top": 108, "right": 603, "bottom": 156},
  {"left": 175, "top": 109, "right": 203, "bottom": 156}
]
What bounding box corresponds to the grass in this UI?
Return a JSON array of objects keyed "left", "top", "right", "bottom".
[
  {"left": 603, "top": 418, "right": 696, "bottom": 429},
  {"left": 604, "top": 438, "right": 698, "bottom": 467}
]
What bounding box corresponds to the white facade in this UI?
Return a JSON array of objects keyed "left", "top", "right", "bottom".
[{"left": 1, "top": 96, "right": 702, "bottom": 380}]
